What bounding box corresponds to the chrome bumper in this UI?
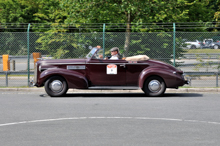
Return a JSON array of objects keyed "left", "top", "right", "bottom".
[
  {"left": 183, "top": 73, "right": 190, "bottom": 85},
  {"left": 184, "top": 80, "right": 189, "bottom": 84},
  {"left": 29, "top": 78, "right": 35, "bottom": 87}
]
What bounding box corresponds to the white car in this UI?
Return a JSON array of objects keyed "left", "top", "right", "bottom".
[{"left": 184, "top": 40, "right": 201, "bottom": 49}]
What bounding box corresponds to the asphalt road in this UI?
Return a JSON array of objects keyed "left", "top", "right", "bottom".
[{"left": 0, "top": 92, "right": 220, "bottom": 146}]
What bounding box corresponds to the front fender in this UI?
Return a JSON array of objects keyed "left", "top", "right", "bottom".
[
  {"left": 38, "top": 68, "right": 88, "bottom": 89},
  {"left": 139, "top": 67, "right": 180, "bottom": 88}
]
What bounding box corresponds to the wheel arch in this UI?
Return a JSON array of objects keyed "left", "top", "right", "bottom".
[
  {"left": 138, "top": 68, "right": 175, "bottom": 89},
  {"left": 39, "top": 68, "right": 88, "bottom": 89},
  {"left": 43, "top": 74, "right": 67, "bottom": 87}
]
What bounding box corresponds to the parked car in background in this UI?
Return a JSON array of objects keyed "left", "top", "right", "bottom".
[
  {"left": 32, "top": 46, "right": 188, "bottom": 97},
  {"left": 201, "top": 39, "right": 220, "bottom": 49},
  {"left": 211, "top": 41, "right": 220, "bottom": 49},
  {"left": 183, "top": 40, "right": 201, "bottom": 49}
]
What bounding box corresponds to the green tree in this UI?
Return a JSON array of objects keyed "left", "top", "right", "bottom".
[
  {"left": 0, "top": 0, "right": 66, "bottom": 57},
  {"left": 0, "top": 0, "right": 39, "bottom": 24},
  {"left": 0, "top": 0, "right": 64, "bottom": 31},
  {"left": 0, "top": 0, "right": 217, "bottom": 60},
  {"left": 60, "top": 0, "right": 193, "bottom": 55}
]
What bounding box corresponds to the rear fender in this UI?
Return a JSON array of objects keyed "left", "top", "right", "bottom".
[
  {"left": 139, "top": 67, "right": 177, "bottom": 88},
  {"left": 39, "top": 68, "right": 88, "bottom": 89}
]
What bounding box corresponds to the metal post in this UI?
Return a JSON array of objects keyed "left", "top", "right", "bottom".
[
  {"left": 12, "top": 60, "right": 15, "bottom": 71},
  {"left": 5, "top": 71, "right": 8, "bottom": 87},
  {"left": 103, "top": 23, "right": 105, "bottom": 58},
  {"left": 173, "top": 23, "right": 176, "bottom": 67},
  {"left": 27, "top": 23, "right": 30, "bottom": 86},
  {"left": 216, "top": 72, "right": 219, "bottom": 87}
]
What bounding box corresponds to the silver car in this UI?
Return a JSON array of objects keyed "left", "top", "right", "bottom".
[
  {"left": 202, "top": 39, "right": 220, "bottom": 49},
  {"left": 184, "top": 40, "right": 201, "bottom": 49}
]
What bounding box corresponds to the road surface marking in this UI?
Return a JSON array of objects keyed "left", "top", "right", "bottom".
[{"left": 1, "top": 117, "right": 220, "bottom": 127}]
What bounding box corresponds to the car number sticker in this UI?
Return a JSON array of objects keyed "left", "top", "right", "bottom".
[{"left": 107, "top": 64, "right": 117, "bottom": 74}]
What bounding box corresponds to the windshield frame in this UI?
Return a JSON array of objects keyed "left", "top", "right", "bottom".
[
  {"left": 86, "top": 47, "right": 98, "bottom": 59},
  {"left": 86, "top": 47, "right": 104, "bottom": 59}
]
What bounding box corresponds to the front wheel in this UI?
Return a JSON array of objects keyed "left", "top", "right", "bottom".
[
  {"left": 142, "top": 76, "right": 166, "bottom": 97},
  {"left": 45, "top": 76, "right": 68, "bottom": 97}
]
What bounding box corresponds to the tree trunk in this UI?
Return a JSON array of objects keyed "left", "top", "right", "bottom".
[{"left": 124, "top": 12, "right": 131, "bottom": 57}]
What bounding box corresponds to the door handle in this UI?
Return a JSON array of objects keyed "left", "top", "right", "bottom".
[{"left": 120, "top": 64, "right": 126, "bottom": 68}]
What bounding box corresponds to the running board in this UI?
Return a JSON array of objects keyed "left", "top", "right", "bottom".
[{"left": 88, "top": 86, "right": 140, "bottom": 90}]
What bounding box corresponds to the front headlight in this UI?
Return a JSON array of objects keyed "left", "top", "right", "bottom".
[{"left": 39, "top": 65, "right": 41, "bottom": 72}]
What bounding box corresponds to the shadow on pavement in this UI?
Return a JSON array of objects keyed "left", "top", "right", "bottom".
[{"left": 40, "top": 93, "right": 203, "bottom": 98}]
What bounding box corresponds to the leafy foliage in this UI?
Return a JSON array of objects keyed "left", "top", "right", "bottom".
[
  {"left": 35, "top": 32, "right": 92, "bottom": 59},
  {"left": 0, "top": 0, "right": 218, "bottom": 62}
]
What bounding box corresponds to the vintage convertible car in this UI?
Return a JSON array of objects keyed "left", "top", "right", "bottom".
[{"left": 32, "top": 47, "right": 188, "bottom": 97}]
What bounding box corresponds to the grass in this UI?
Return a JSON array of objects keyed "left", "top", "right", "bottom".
[
  {"left": 0, "top": 86, "right": 30, "bottom": 88},
  {"left": 185, "top": 49, "right": 220, "bottom": 54},
  {"left": 0, "top": 75, "right": 34, "bottom": 77}
]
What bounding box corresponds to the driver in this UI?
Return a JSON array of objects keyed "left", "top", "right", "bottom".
[{"left": 110, "top": 47, "right": 121, "bottom": 60}]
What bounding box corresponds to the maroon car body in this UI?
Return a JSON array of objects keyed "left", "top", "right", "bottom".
[{"left": 33, "top": 47, "right": 188, "bottom": 97}]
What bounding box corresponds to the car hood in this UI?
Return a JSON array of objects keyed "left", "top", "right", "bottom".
[{"left": 38, "top": 59, "right": 87, "bottom": 65}]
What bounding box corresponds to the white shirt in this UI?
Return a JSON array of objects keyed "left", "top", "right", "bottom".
[{"left": 110, "top": 55, "right": 119, "bottom": 60}]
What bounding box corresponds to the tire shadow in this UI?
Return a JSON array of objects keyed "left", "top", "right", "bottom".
[{"left": 40, "top": 93, "right": 203, "bottom": 98}]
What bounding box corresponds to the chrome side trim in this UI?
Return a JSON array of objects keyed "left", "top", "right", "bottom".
[
  {"left": 44, "top": 62, "right": 86, "bottom": 65},
  {"left": 88, "top": 86, "right": 140, "bottom": 90},
  {"left": 67, "top": 65, "right": 86, "bottom": 70},
  {"left": 43, "top": 62, "right": 148, "bottom": 65},
  {"left": 126, "top": 63, "right": 149, "bottom": 65},
  {"left": 87, "top": 63, "right": 149, "bottom": 65}
]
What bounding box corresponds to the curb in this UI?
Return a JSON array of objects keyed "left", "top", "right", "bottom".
[{"left": 0, "top": 88, "right": 219, "bottom": 93}]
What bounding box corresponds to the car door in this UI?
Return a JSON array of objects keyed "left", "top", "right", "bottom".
[{"left": 86, "top": 59, "right": 127, "bottom": 86}]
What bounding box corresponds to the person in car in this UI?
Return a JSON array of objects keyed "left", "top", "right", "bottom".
[{"left": 110, "top": 47, "right": 121, "bottom": 59}]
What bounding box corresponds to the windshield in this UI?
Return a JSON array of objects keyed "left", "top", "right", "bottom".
[
  {"left": 86, "top": 48, "right": 98, "bottom": 59},
  {"left": 86, "top": 48, "right": 104, "bottom": 59}
]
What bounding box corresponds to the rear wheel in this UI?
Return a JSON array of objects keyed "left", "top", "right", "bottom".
[
  {"left": 214, "top": 45, "right": 219, "bottom": 49},
  {"left": 190, "top": 45, "right": 196, "bottom": 49},
  {"left": 142, "top": 76, "right": 166, "bottom": 97},
  {"left": 45, "top": 76, "right": 68, "bottom": 97}
]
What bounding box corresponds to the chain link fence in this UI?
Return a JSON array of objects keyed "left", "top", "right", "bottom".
[{"left": 0, "top": 31, "right": 220, "bottom": 87}]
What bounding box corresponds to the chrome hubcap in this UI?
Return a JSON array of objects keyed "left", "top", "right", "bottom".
[
  {"left": 148, "top": 80, "right": 161, "bottom": 92},
  {"left": 50, "top": 80, "right": 63, "bottom": 92}
]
